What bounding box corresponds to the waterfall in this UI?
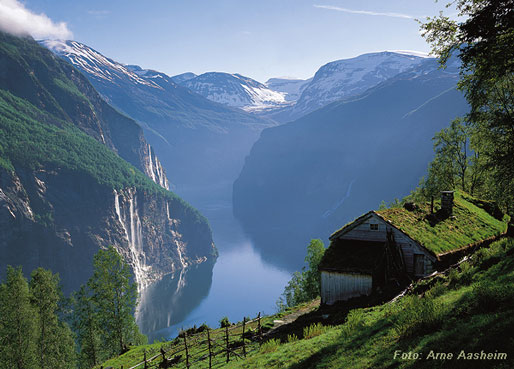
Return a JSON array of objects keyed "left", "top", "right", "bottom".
[
  {"left": 145, "top": 144, "right": 169, "bottom": 190},
  {"left": 147, "top": 144, "right": 156, "bottom": 183},
  {"left": 114, "top": 190, "right": 148, "bottom": 291}
]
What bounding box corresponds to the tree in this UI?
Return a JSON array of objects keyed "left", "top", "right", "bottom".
[
  {"left": 0, "top": 266, "right": 37, "bottom": 369},
  {"left": 72, "top": 285, "right": 101, "bottom": 368},
  {"left": 87, "top": 246, "right": 145, "bottom": 357},
  {"left": 281, "top": 272, "right": 307, "bottom": 308},
  {"left": 421, "top": 0, "right": 514, "bottom": 213},
  {"left": 433, "top": 119, "right": 470, "bottom": 191},
  {"left": 29, "top": 268, "right": 76, "bottom": 369},
  {"left": 278, "top": 239, "right": 326, "bottom": 309},
  {"left": 302, "top": 239, "right": 326, "bottom": 299}
]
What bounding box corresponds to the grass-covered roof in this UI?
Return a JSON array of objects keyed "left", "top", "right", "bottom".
[{"left": 376, "top": 192, "right": 509, "bottom": 255}]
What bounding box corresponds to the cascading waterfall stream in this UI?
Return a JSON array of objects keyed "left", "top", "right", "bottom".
[
  {"left": 147, "top": 144, "right": 169, "bottom": 190},
  {"left": 114, "top": 190, "right": 148, "bottom": 291}
]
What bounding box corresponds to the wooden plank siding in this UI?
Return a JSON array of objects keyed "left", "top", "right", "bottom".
[
  {"left": 337, "top": 213, "right": 436, "bottom": 277},
  {"left": 321, "top": 271, "right": 372, "bottom": 305}
]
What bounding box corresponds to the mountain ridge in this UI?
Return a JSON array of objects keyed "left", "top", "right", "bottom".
[
  {"left": 41, "top": 39, "right": 274, "bottom": 188},
  {"left": 0, "top": 32, "right": 215, "bottom": 293},
  {"left": 233, "top": 57, "right": 466, "bottom": 269}
]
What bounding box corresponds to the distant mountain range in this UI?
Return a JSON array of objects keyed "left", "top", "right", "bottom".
[
  {"left": 41, "top": 40, "right": 273, "bottom": 189},
  {"left": 233, "top": 56, "right": 468, "bottom": 269},
  {"left": 166, "top": 51, "right": 434, "bottom": 123}
]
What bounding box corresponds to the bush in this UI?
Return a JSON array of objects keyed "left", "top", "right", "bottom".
[
  {"left": 449, "top": 261, "right": 476, "bottom": 288},
  {"left": 260, "top": 338, "right": 281, "bottom": 353},
  {"left": 463, "top": 281, "right": 514, "bottom": 313},
  {"left": 341, "top": 309, "right": 365, "bottom": 337},
  {"left": 394, "top": 293, "right": 445, "bottom": 337},
  {"left": 429, "top": 281, "right": 447, "bottom": 298},
  {"left": 474, "top": 240, "right": 508, "bottom": 271},
  {"left": 219, "top": 316, "right": 230, "bottom": 328},
  {"left": 287, "top": 334, "right": 299, "bottom": 343},
  {"left": 303, "top": 323, "right": 329, "bottom": 339}
]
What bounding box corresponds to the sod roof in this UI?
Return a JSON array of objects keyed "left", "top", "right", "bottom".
[{"left": 329, "top": 192, "right": 508, "bottom": 256}]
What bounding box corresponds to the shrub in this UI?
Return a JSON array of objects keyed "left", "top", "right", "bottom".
[
  {"left": 474, "top": 240, "right": 508, "bottom": 271},
  {"left": 303, "top": 323, "right": 328, "bottom": 339},
  {"left": 466, "top": 281, "right": 514, "bottom": 313},
  {"left": 341, "top": 309, "right": 365, "bottom": 337},
  {"left": 394, "top": 293, "right": 445, "bottom": 337},
  {"left": 459, "top": 261, "right": 476, "bottom": 284},
  {"left": 260, "top": 338, "right": 281, "bottom": 353},
  {"left": 448, "top": 261, "right": 477, "bottom": 287},
  {"left": 428, "top": 281, "right": 447, "bottom": 298},
  {"left": 219, "top": 316, "right": 230, "bottom": 328},
  {"left": 287, "top": 334, "right": 299, "bottom": 343}
]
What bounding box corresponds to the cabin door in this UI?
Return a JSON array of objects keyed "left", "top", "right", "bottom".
[{"left": 414, "top": 254, "right": 424, "bottom": 276}]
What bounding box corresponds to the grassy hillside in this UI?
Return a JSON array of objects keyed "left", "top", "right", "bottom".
[
  {"left": 227, "top": 238, "right": 514, "bottom": 369},
  {"left": 96, "top": 237, "right": 514, "bottom": 369}
]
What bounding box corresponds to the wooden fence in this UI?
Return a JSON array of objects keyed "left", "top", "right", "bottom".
[{"left": 100, "top": 313, "right": 265, "bottom": 369}]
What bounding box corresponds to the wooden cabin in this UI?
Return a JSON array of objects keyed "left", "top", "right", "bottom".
[{"left": 319, "top": 191, "right": 509, "bottom": 305}]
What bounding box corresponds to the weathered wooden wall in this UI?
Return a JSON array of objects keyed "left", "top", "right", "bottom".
[
  {"left": 321, "top": 271, "right": 372, "bottom": 305},
  {"left": 338, "top": 213, "right": 436, "bottom": 276}
]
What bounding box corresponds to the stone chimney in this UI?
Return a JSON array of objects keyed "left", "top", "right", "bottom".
[{"left": 441, "top": 191, "right": 454, "bottom": 215}]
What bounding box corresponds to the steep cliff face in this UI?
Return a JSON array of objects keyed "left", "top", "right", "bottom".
[
  {"left": 113, "top": 187, "right": 213, "bottom": 289},
  {"left": 233, "top": 58, "right": 468, "bottom": 269},
  {"left": 0, "top": 32, "right": 214, "bottom": 293}
]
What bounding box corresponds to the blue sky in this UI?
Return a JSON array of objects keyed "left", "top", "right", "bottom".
[{"left": 15, "top": 0, "right": 451, "bottom": 82}]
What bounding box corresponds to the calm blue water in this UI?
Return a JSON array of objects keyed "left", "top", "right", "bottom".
[{"left": 137, "top": 185, "right": 291, "bottom": 342}]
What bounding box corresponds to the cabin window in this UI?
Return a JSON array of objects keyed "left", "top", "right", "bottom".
[{"left": 370, "top": 224, "right": 379, "bottom": 231}]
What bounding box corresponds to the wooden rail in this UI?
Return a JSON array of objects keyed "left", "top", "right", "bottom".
[{"left": 111, "top": 313, "right": 265, "bottom": 369}]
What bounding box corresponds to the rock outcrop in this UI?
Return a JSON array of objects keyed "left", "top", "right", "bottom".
[{"left": 0, "top": 32, "right": 215, "bottom": 293}]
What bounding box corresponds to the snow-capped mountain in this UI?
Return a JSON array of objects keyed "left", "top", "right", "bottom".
[
  {"left": 41, "top": 40, "right": 164, "bottom": 89},
  {"left": 265, "top": 77, "right": 312, "bottom": 102},
  {"left": 176, "top": 72, "right": 291, "bottom": 112},
  {"left": 294, "top": 51, "right": 430, "bottom": 115},
  {"left": 265, "top": 51, "right": 433, "bottom": 122},
  {"left": 171, "top": 72, "right": 197, "bottom": 84}
]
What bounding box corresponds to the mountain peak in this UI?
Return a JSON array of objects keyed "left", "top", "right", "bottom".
[
  {"left": 176, "top": 71, "right": 291, "bottom": 112},
  {"left": 40, "top": 39, "right": 162, "bottom": 89}
]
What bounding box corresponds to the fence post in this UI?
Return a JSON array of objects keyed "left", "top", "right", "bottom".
[
  {"left": 207, "top": 327, "right": 213, "bottom": 369},
  {"left": 160, "top": 346, "right": 167, "bottom": 369},
  {"left": 143, "top": 349, "right": 148, "bottom": 369},
  {"left": 225, "top": 325, "right": 230, "bottom": 363},
  {"left": 242, "top": 317, "right": 246, "bottom": 357},
  {"left": 257, "top": 312, "right": 262, "bottom": 345},
  {"left": 184, "top": 332, "right": 190, "bottom": 368}
]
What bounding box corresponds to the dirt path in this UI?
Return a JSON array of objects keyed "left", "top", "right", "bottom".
[{"left": 268, "top": 299, "right": 320, "bottom": 333}]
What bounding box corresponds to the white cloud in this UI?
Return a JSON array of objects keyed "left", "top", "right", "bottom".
[
  {"left": 0, "top": 0, "right": 72, "bottom": 39},
  {"left": 314, "top": 4, "right": 415, "bottom": 19}
]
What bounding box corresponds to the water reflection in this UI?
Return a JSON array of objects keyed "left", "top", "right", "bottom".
[
  {"left": 136, "top": 185, "right": 291, "bottom": 342},
  {"left": 137, "top": 261, "right": 214, "bottom": 342}
]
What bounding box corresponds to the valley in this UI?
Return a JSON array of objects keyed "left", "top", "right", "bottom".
[{"left": 1, "top": 1, "right": 513, "bottom": 366}]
